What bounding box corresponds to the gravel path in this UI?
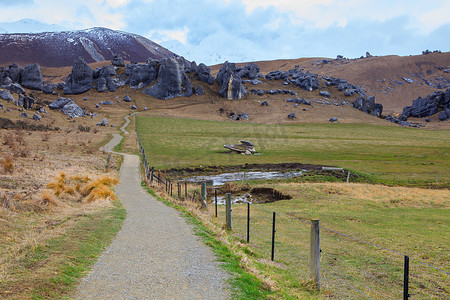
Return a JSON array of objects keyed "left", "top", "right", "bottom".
[{"left": 75, "top": 116, "right": 230, "bottom": 299}]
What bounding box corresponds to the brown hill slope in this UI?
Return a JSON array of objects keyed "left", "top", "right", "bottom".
[{"left": 211, "top": 52, "right": 450, "bottom": 115}]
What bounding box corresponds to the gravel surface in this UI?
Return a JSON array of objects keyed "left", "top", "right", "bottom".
[{"left": 76, "top": 117, "right": 230, "bottom": 299}]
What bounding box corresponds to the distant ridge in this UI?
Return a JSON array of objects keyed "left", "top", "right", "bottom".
[{"left": 0, "top": 27, "right": 176, "bottom": 67}]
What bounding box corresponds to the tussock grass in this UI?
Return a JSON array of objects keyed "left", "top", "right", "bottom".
[{"left": 1, "top": 155, "right": 14, "bottom": 174}]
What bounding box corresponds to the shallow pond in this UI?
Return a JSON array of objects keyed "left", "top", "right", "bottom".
[{"left": 180, "top": 170, "right": 304, "bottom": 186}]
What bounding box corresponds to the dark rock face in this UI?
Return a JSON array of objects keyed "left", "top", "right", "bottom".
[
  {"left": 217, "top": 62, "right": 246, "bottom": 100},
  {"left": 236, "top": 63, "right": 261, "bottom": 80},
  {"left": 0, "top": 89, "right": 15, "bottom": 102},
  {"left": 353, "top": 95, "right": 383, "bottom": 117},
  {"left": 111, "top": 55, "right": 125, "bottom": 67},
  {"left": 143, "top": 57, "right": 193, "bottom": 100},
  {"left": 402, "top": 88, "right": 449, "bottom": 118},
  {"left": 295, "top": 74, "right": 320, "bottom": 91},
  {"left": 127, "top": 60, "right": 158, "bottom": 88},
  {"left": 20, "top": 64, "right": 44, "bottom": 90},
  {"left": 49, "top": 97, "right": 73, "bottom": 110},
  {"left": 195, "top": 63, "right": 214, "bottom": 85},
  {"left": 96, "top": 77, "right": 108, "bottom": 92},
  {"left": 64, "top": 57, "right": 94, "bottom": 94}
]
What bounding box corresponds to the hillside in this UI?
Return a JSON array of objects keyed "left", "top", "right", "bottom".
[
  {"left": 212, "top": 52, "right": 450, "bottom": 115},
  {"left": 0, "top": 27, "right": 175, "bottom": 67}
]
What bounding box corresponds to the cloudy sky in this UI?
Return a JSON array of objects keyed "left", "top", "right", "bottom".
[{"left": 1, "top": 0, "right": 449, "bottom": 64}]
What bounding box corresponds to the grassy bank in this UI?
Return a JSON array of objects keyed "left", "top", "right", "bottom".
[
  {"left": 0, "top": 202, "right": 125, "bottom": 299},
  {"left": 136, "top": 116, "right": 450, "bottom": 184}
]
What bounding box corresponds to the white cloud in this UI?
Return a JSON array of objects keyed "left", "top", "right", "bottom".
[
  {"left": 147, "top": 28, "right": 189, "bottom": 44},
  {"left": 106, "top": 0, "right": 131, "bottom": 8}
]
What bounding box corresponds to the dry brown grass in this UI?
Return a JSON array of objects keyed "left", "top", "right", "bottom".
[{"left": 1, "top": 155, "right": 14, "bottom": 174}]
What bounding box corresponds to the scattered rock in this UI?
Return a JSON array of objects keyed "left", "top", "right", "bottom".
[
  {"left": 143, "top": 57, "right": 194, "bottom": 100},
  {"left": 49, "top": 97, "right": 73, "bottom": 110},
  {"left": 286, "top": 98, "right": 311, "bottom": 105},
  {"left": 402, "top": 77, "right": 414, "bottom": 84},
  {"left": 195, "top": 86, "right": 204, "bottom": 96},
  {"left": 20, "top": 64, "right": 44, "bottom": 90},
  {"left": 123, "top": 95, "right": 132, "bottom": 102},
  {"left": 101, "top": 118, "right": 108, "bottom": 126},
  {"left": 320, "top": 91, "right": 331, "bottom": 98},
  {"left": 261, "top": 101, "right": 269, "bottom": 106},
  {"left": 250, "top": 89, "right": 265, "bottom": 96},
  {"left": 425, "top": 118, "right": 430, "bottom": 122},
  {"left": 43, "top": 84, "right": 55, "bottom": 94},
  {"left": 20, "top": 112, "right": 28, "bottom": 118},
  {"left": 61, "top": 101, "right": 86, "bottom": 118},
  {"left": 0, "top": 89, "right": 15, "bottom": 102},
  {"left": 230, "top": 113, "right": 248, "bottom": 120},
  {"left": 224, "top": 140, "right": 256, "bottom": 154},
  {"left": 144, "top": 107, "right": 148, "bottom": 111},
  {"left": 95, "top": 104, "right": 99, "bottom": 108},
  {"left": 288, "top": 112, "right": 296, "bottom": 119},
  {"left": 100, "top": 100, "right": 114, "bottom": 105},
  {"left": 3, "top": 83, "right": 26, "bottom": 94},
  {"left": 33, "top": 114, "right": 41, "bottom": 121},
  {"left": 131, "top": 105, "right": 137, "bottom": 110},
  {"left": 438, "top": 111, "right": 448, "bottom": 121},
  {"left": 329, "top": 117, "right": 338, "bottom": 122}
]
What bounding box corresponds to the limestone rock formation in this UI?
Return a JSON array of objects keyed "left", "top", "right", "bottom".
[
  {"left": 402, "top": 88, "right": 450, "bottom": 118},
  {"left": 195, "top": 63, "right": 214, "bottom": 85},
  {"left": 64, "top": 57, "right": 94, "bottom": 94},
  {"left": 353, "top": 95, "right": 383, "bottom": 117},
  {"left": 20, "top": 64, "right": 43, "bottom": 90},
  {"left": 111, "top": 54, "right": 125, "bottom": 67},
  {"left": 142, "top": 57, "right": 193, "bottom": 100},
  {"left": 126, "top": 60, "right": 159, "bottom": 88},
  {"left": 217, "top": 62, "right": 246, "bottom": 100}
]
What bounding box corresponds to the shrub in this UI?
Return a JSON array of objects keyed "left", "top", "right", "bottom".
[{"left": 1, "top": 154, "right": 14, "bottom": 173}]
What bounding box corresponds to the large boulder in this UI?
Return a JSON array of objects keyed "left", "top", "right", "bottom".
[
  {"left": 0, "top": 89, "right": 15, "bottom": 102},
  {"left": 195, "top": 63, "right": 214, "bottom": 85},
  {"left": 61, "top": 100, "right": 86, "bottom": 118},
  {"left": 49, "top": 97, "right": 73, "bottom": 110},
  {"left": 217, "top": 61, "right": 246, "bottom": 100},
  {"left": 17, "top": 94, "right": 35, "bottom": 110},
  {"left": 142, "top": 57, "right": 193, "bottom": 100},
  {"left": 438, "top": 111, "right": 448, "bottom": 121},
  {"left": 127, "top": 60, "right": 158, "bottom": 88},
  {"left": 353, "top": 95, "right": 383, "bottom": 117},
  {"left": 64, "top": 57, "right": 94, "bottom": 94},
  {"left": 295, "top": 73, "right": 320, "bottom": 91},
  {"left": 43, "top": 84, "right": 55, "bottom": 94},
  {"left": 111, "top": 55, "right": 125, "bottom": 67},
  {"left": 3, "top": 83, "right": 25, "bottom": 94},
  {"left": 20, "top": 64, "right": 43, "bottom": 90}
]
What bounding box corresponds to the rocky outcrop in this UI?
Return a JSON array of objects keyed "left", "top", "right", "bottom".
[
  {"left": 94, "top": 65, "right": 121, "bottom": 92},
  {"left": 236, "top": 63, "right": 261, "bottom": 80},
  {"left": 0, "top": 63, "right": 21, "bottom": 83},
  {"left": 49, "top": 97, "right": 73, "bottom": 110},
  {"left": 126, "top": 60, "right": 159, "bottom": 88},
  {"left": 111, "top": 54, "right": 125, "bottom": 67},
  {"left": 401, "top": 88, "right": 450, "bottom": 118},
  {"left": 142, "top": 57, "right": 193, "bottom": 100},
  {"left": 353, "top": 95, "right": 383, "bottom": 117},
  {"left": 195, "top": 63, "right": 214, "bottom": 85},
  {"left": 20, "top": 64, "right": 43, "bottom": 90},
  {"left": 217, "top": 62, "right": 246, "bottom": 100},
  {"left": 61, "top": 101, "right": 86, "bottom": 118},
  {"left": 64, "top": 57, "right": 94, "bottom": 94}
]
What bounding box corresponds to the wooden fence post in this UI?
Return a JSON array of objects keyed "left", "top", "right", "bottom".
[
  {"left": 225, "top": 193, "right": 232, "bottom": 230},
  {"left": 310, "top": 219, "right": 320, "bottom": 290}
]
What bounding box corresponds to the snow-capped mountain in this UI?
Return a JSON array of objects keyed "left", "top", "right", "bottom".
[
  {"left": 0, "top": 27, "right": 176, "bottom": 67},
  {"left": 0, "top": 18, "right": 69, "bottom": 34}
]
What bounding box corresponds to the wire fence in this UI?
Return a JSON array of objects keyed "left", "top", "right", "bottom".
[{"left": 136, "top": 129, "right": 449, "bottom": 299}]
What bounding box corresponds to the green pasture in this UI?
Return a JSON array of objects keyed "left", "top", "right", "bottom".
[{"left": 136, "top": 116, "right": 450, "bottom": 183}]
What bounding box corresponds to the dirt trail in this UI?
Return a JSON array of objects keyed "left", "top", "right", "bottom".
[{"left": 75, "top": 114, "right": 230, "bottom": 299}]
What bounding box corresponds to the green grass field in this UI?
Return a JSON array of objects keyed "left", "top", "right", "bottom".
[
  {"left": 136, "top": 116, "right": 450, "bottom": 183},
  {"left": 136, "top": 115, "right": 449, "bottom": 298}
]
